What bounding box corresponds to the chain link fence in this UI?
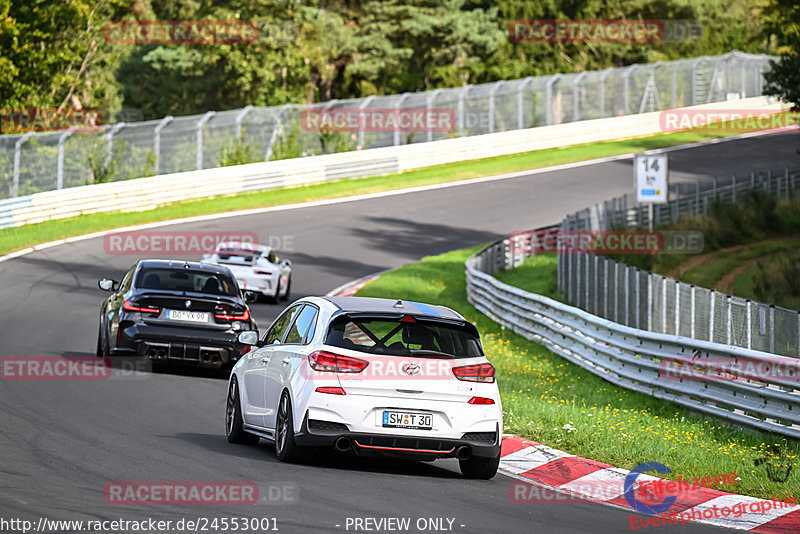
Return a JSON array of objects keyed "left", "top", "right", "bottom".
[
  {"left": 554, "top": 165, "right": 800, "bottom": 357},
  {"left": 0, "top": 51, "right": 772, "bottom": 200}
]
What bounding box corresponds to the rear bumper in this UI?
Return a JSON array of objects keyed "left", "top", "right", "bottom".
[
  {"left": 117, "top": 323, "right": 247, "bottom": 367},
  {"left": 294, "top": 412, "right": 501, "bottom": 459}
]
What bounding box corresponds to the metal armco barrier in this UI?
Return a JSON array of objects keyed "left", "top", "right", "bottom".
[{"left": 466, "top": 242, "right": 800, "bottom": 439}]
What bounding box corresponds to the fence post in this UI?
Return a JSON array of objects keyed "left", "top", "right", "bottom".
[
  {"left": 56, "top": 131, "right": 73, "bottom": 190},
  {"left": 196, "top": 111, "right": 215, "bottom": 170},
  {"left": 153, "top": 116, "right": 173, "bottom": 175},
  {"left": 105, "top": 123, "right": 126, "bottom": 173},
  {"left": 594, "top": 254, "right": 599, "bottom": 314},
  {"left": 488, "top": 81, "right": 503, "bottom": 133},
  {"left": 662, "top": 277, "right": 668, "bottom": 333},
  {"left": 585, "top": 253, "right": 590, "bottom": 311},
  {"left": 695, "top": 180, "right": 700, "bottom": 215},
  {"left": 425, "top": 91, "right": 440, "bottom": 142},
  {"left": 604, "top": 259, "right": 609, "bottom": 319},
  {"left": 675, "top": 280, "right": 681, "bottom": 335},
  {"left": 566, "top": 247, "right": 572, "bottom": 303},
  {"left": 647, "top": 273, "right": 653, "bottom": 331},
  {"left": 545, "top": 75, "right": 561, "bottom": 125},
  {"left": 746, "top": 300, "right": 752, "bottom": 349},
  {"left": 709, "top": 290, "right": 715, "bottom": 342},
  {"left": 769, "top": 305, "right": 775, "bottom": 354},
  {"left": 623, "top": 65, "right": 637, "bottom": 115},
  {"left": 786, "top": 167, "right": 790, "bottom": 199},
  {"left": 691, "top": 58, "right": 700, "bottom": 105},
  {"left": 517, "top": 77, "right": 534, "bottom": 129},
  {"left": 732, "top": 174, "right": 737, "bottom": 203},
  {"left": 690, "top": 285, "right": 696, "bottom": 339},
  {"left": 12, "top": 132, "right": 34, "bottom": 197},
  {"left": 572, "top": 73, "right": 587, "bottom": 122},
  {"left": 265, "top": 103, "right": 292, "bottom": 161},
  {"left": 624, "top": 265, "right": 630, "bottom": 325},
  {"left": 457, "top": 86, "right": 469, "bottom": 136},
  {"left": 393, "top": 93, "right": 411, "bottom": 145},
  {"left": 671, "top": 61, "right": 677, "bottom": 108},
  {"left": 614, "top": 262, "right": 620, "bottom": 322},
  {"left": 635, "top": 269, "right": 640, "bottom": 329},
  {"left": 726, "top": 296, "right": 732, "bottom": 345},
  {"left": 599, "top": 68, "right": 612, "bottom": 118},
  {"left": 235, "top": 105, "right": 253, "bottom": 139}
]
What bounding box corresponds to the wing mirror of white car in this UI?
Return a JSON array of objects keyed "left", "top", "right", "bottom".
[
  {"left": 98, "top": 278, "right": 118, "bottom": 291},
  {"left": 281, "top": 259, "right": 292, "bottom": 267},
  {"left": 237, "top": 331, "right": 259, "bottom": 346}
]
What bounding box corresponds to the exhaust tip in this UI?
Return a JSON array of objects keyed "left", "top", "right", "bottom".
[
  {"left": 456, "top": 445, "right": 472, "bottom": 460},
  {"left": 334, "top": 437, "right": 352, "bottom": 452}
]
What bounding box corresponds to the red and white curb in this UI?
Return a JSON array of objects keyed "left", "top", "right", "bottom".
[
  {"left": 326, "top": 272, "right": 385, "bottom": 297},
  {"left": 500, "top": 436, "right": 800, "bottom": 532}
]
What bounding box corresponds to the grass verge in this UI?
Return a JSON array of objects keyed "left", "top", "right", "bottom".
[
  {"left": 355, "top": 246, "right": 800, "bottom": 498},
  {"left": 0, "top": 126, "right": 753, "bottom": 257}
]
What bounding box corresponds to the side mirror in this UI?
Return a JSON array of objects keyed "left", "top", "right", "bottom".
[
  {"left": 244, "top": 291, "right": 257, "bottom": 303},
  {"left": 282, "top": 259, "right": 292, "bottom": 267},
  {"left": 237, "top": 330, "right": 259, "bottom": 346},
  {"left": 98, "top": 279, "right": 118, "bottom": 291}
]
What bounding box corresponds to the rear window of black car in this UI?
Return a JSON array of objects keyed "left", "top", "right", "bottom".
[
  {"left": 135, "top": 268, "right": 239, "bottom": 297},
  {"left": 325, "top": 316, "right": 483, "bottom": 359}
]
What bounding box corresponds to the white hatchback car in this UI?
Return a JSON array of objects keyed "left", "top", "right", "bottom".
[
  {"left": 201, "top": 242, "right": 291, "bottom": 303},
  {"left": 226, "top": 296, "right": 503, "bottom": 479}
]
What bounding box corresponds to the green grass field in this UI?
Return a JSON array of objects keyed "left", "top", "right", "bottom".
[
  {"left": 0, "top": 126, "right": 749, "bottom": 257},
  {"left": 355, "top": 247, "right": 800, "bottom": 498}
]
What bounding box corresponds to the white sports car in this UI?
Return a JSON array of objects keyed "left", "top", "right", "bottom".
[
  {"left": 226, "top": 296, "right": 503, "bottom": 479},
  {"left": 202, "top": 241, "right": 291, "bottom": 303}
]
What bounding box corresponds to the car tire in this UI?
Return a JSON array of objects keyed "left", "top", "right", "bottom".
[
  {"left": 96, "top": 323, "right": 108, "bottom": 358},
  {"left": 274, "top": 391, "right": 301, "bottom": 462},
  {"left": 226, "top": 377, "right": 260, "bottom": 445},
  {"left": 280, "top": 277, "right": 291, "bottom": 302},
  {"left": 459, "top": 450, "right": 500, "bottom": 479}
]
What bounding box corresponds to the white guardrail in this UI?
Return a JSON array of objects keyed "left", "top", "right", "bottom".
[
  {"left": 466, "top": 240, "right": 800, "bottom": 439},
  {"left": 0, "top": 96, "right": 787, "bottom": 230}
]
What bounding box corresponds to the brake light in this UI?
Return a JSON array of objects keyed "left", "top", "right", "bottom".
[
  {"left": 214, "top": 309, "right": 250, "bottom": 321},
  {"left": 468, "top": 396, "right": 495, "bottom": 405},
  {"left": 453, "top": 363, "right": 495, "bottom": 383},
  {"left": 308, "top": 351, "right": 369, "bottom": 373},
  {"left": 254, "top": 270, "right": 273, "bottom": 275},
  {"left": 315, "top": 386, "right": 346, "bottom": 395},
  {"left": 122, "top": 299, "right": 160, "bottom": 314},
  {"left": 240, "top": 346, "right": 251, "bottom": 356}
]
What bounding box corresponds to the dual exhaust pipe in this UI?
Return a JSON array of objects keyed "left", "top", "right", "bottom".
[
  {"left": 147, "top": 348, "right": 168, "bottom": 359},
  {"left": 333, "top": 437, "right": 472, "bottom": 459}
]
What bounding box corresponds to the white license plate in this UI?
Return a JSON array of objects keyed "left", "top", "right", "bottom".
[
  {"left": 382, "top": 411, "right": 433, "bottom": 430},
  {"left": 165, "top": 310, "right": 208, "bottom": 322}
]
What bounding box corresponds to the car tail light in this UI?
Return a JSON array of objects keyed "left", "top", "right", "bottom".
[
  {"left": 240, "top": 346, "right": 251, "bottom": 356},
  {"left": 453, "top": 363, "right": 495, "bottom": 383},
  {"left": 122, "top": 299, "right": 160, "bottom": 314},
  {"left": 467, "top": 396, "right": 495, "bottom": 405},
  {"left": 214, "top": 309, "right": 250, "bottom": 321},
  {"left": 308, "top": 351, "right": 369, "bottom": 373},
  {"left": 254, "top": 269, "right": 273, "bottom": 275},
  {"left": 315, "top": 386, "right": 346, "bottom": 395}
]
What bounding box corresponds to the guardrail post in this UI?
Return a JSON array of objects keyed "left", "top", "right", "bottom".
[
  {"left": 12, "top": 131, "right": 35, "bottom": 197},
  {"left": 153, "top": 116, "right": 173, "bottom": 175},
  {"left": 56, "top": 131, "right": 73, "bottom": 190},
  {"left": 196, "top": 111, "right": 215, "bottom": 170}
]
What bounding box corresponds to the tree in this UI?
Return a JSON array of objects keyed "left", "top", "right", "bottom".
[{"left": 762, "top": 0, "right": 800, "bottom": 110}]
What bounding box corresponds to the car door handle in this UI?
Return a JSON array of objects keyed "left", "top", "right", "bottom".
[
  {"left": 261, "top": 358, "right": 270, "bottom": 364},
  {"left": 282, "top": 358, "right": 291, "bottom": 365}
]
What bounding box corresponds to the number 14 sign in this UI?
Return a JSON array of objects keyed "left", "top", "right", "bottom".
[{"left": 635, "top": 153, "right": 668, "bottom": 204}]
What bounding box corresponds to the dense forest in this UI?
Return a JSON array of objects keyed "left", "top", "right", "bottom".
[{"left": 0, "top": 0, "right": 797, "bottom": 121}]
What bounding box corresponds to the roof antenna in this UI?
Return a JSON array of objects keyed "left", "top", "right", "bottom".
[{"left": 394, "top": 300, "right": 403, "bottom": 308}]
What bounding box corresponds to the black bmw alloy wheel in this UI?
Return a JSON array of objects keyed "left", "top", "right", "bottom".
[{"left": 226, "top": 377, "right": 259, "bottom": 445}]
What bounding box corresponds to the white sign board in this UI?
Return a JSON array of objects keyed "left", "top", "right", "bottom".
[{"left": 635, "top": 153, "right": 668, "bottom": 204}]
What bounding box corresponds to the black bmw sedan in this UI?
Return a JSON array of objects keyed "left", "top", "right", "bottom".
[{"left": 96, "top": 259, "right": 257, "bottom": 369}]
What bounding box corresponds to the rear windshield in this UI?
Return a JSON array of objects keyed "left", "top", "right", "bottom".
[
  {"left": 217, "top": 248, "right": 261, "bottom": 262},
  {"left": 325, "top": 316, "right": 483, "bottom": 358},
  {"left": 135, "top": 268, "right": 239, "bottom": 297}
]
